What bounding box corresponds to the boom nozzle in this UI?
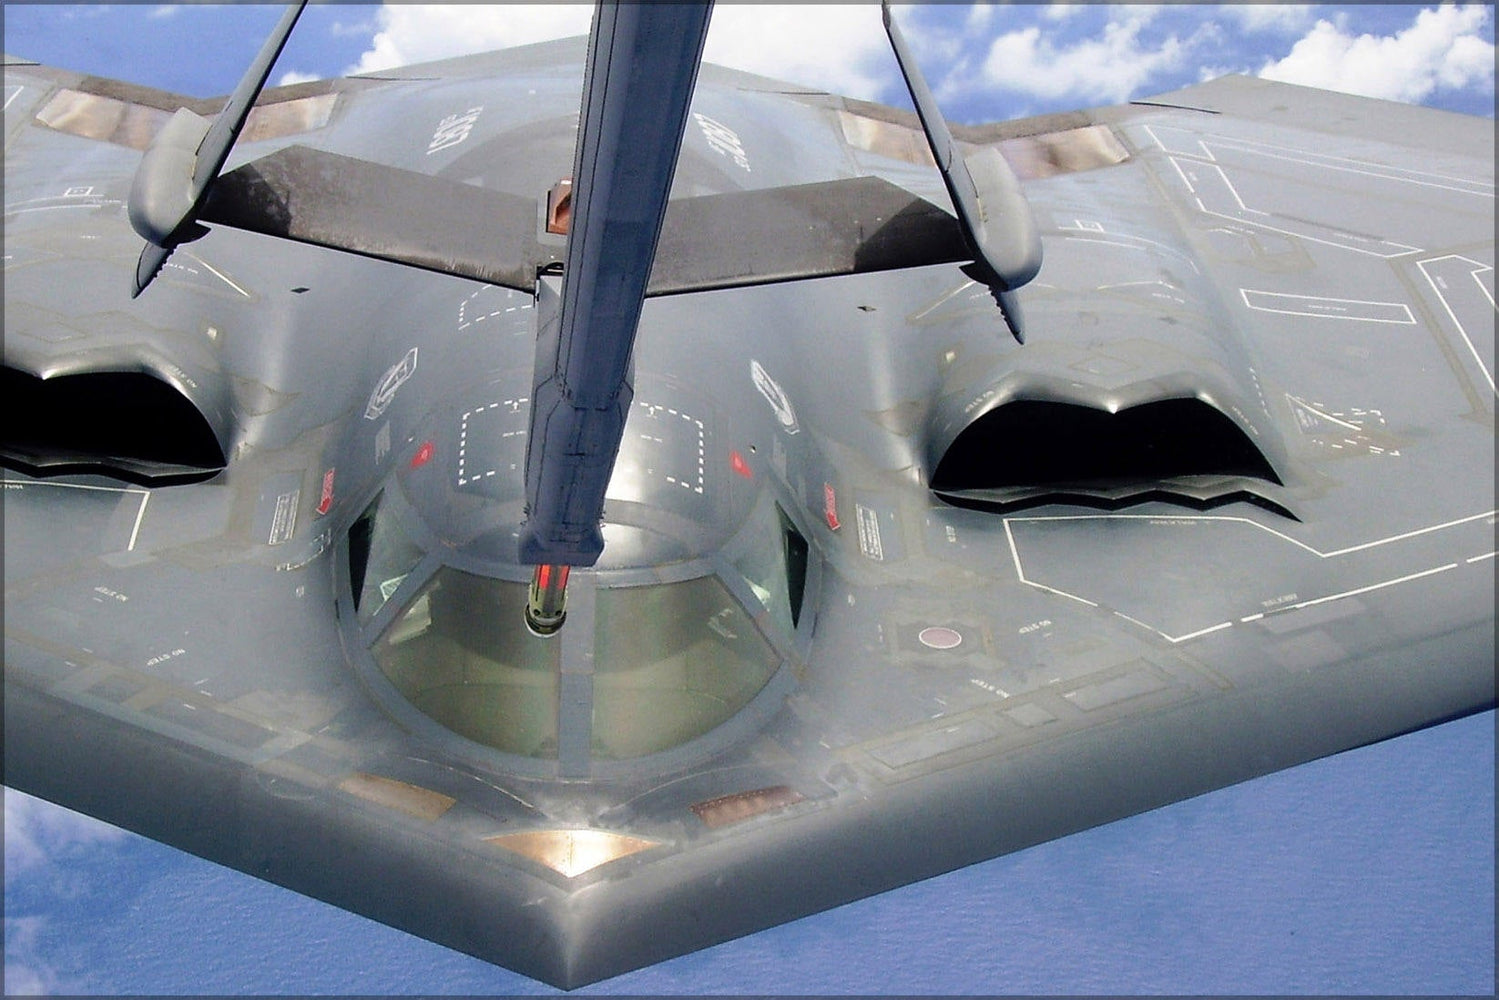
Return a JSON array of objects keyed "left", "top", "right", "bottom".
[{"left": 525, "top": 564, "right": 570, "bottom": 637}]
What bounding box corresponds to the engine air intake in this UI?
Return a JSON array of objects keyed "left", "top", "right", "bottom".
[
  {"left": 931, "top": 398, "right": 1288, "bottom": 516},
  {"left": 1, "top": 367, "right": 225, "bottom": 485}
]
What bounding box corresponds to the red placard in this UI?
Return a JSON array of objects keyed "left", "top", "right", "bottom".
[{"left": 316, "top": 468, "right": 336, "bottom": 515}]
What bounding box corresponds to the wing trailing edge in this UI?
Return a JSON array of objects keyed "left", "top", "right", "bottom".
[{"left": 1135, "top": 73, "right": 1497, "bottom": 159}]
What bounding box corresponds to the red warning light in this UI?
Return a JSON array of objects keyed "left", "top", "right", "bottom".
[
  {"left": 410, "top": 441, "right": 435, "bottom": 469},
  {"left": 316, "top": 468, "right": 336, "bottom": 515},
  {"left": 823, "top": 482, "right": 840, "bottom": 530},
  {"left": 730, "top": 449, "right": 753, "bottom": 479},
  {"left": 535, "top": 563, "right": 570, "bottom": 591}
]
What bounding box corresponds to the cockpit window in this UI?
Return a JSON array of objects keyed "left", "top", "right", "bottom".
[
  {"left": 354, "top": 485, "right": 794, "bottom": 764},
  {"left": 723, "top": 497, "right": 809, "bottom": 638},
  {"left": 591, "top": 574, "right": 780, "bottom": 760},
  {"left": 349, "top": 492, "right": 425, "bottom": 625},
  {"left": 368, "top": 568, "right": 779, "bottom": 763},
  {"left": 371, "top": 569, "right": 560, "bottom": 758},
  {"left": 780, "top": 508, "right": 809, "bottom": 629}
]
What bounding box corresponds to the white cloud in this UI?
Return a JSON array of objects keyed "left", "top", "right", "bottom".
[
  {"left": 1258, "top": 4, "right": 1496, "bottom": 103},
  {"left": 1114, "top": 4, "right": 1168, "bottom": 30},
  {"left": 703, "top": 5, "right": 891, "bottom": 99},
  {"left": 4, "top": 916, "right": 59, "bottom": 997},
  {"left": 330, "top": 17, "right": 378, "bottom": 39},
  {"left": 979, "top": 4, "right": 1190, "bottom": 103},
  {"left": 350, "top": 4, "right": 592, "bottom": 75},
  {"left": 3, "top": 790, "right": 124, "bottom": 995},
  {"left": 1221, "top": 4, "right": 1317, "bottom": 35},
  {"left": 1042, "top": 4, "right": 1087, "bottom": 23},
  {"left": 4, "top": 787, "right": 127, "bottom": 874},
  {"left": 148, "top": 5, "right": 179, "bottom": 19},
  {"left": 346, "top": 3, "right": 893, "bottom": 101},
  {"left": 276, "top": 70, "right": 323, "bottom": 87}
]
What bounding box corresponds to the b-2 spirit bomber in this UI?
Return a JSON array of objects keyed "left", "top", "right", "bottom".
[{"left": 3, "top": 2, "right": 1493, "bottom": 988}]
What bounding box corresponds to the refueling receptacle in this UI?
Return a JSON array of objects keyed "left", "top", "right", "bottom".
[{"left": 525, "top": 563, "right": 570, "bottom": 636}]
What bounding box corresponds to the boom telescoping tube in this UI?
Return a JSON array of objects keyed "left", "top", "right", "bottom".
[{"left": 525, "top": 563, "right": 570, "bottom": 637}]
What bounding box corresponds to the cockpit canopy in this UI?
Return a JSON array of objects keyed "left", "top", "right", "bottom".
[{"left": 346, "top": 485, "right": 808, "bottom": 765}]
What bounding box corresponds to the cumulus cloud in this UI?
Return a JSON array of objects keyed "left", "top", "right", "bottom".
[
  {"left": 350, "top": 4, "right": 592, "bottom": 75},
  {"left": 344, "top": 4, "right": 893, "bottom": 100},
  {"left": 1222, "top": 4, "right": 1317, "bottom": 35},
  {"left": 703, "top": 5, "right": 891, "bottom": 99},
  {"left": 980, "top": 4, "right": 1191, "bottom": 103},
  {"left": 1042, "top": 4, "right": 1088, "bottom": 24},
  {"left": 329, "top": 16, "right": 378, "bottom": 39},
  {"left": 1259, "top": 4, "right": 1496, "bottom": 103},
  {"left": 276, "top": 70, "right": 323, "bottom": 87}
]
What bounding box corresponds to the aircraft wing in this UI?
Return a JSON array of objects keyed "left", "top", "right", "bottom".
[{"left": 3, "top": 24, "right": 1493, "bottom": 991}]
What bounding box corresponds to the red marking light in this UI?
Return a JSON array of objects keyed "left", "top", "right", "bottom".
[
  {"left": 410, "top": 441, "right": 435, "bottom": 468},
  {"left": 534, "top": 564, "right": 571, "bottom": 592},
  {"left": 730, "top": 449, "right": 753, "bottom": 479},
  {"left": 823, "top": 482, "right": 840, "bottom": 530}
]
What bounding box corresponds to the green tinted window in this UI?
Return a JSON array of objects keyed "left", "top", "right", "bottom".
[
  {"left": 724, "top": 498, "right": 807, "bottom": 638},
  {"left": 372, "top": 568, "right": 559, "bottom": 758},
  {"left": 350, "top": 492, "right": 425, "bottom": 625},
  {"left": 591, "top": 575, "right": 779, "bottom": 759}
]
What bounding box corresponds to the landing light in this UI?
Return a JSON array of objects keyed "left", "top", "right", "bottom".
[{"left": 485, "top": 829, "right": 657, "bottom": 878}]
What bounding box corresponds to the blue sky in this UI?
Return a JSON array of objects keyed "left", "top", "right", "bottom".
[
  {"left": 4, "top": 2, "right": 1495, "bottom": 119},
  {"left": 2, "top": 3, "right": 1496, "bottom": 995}
]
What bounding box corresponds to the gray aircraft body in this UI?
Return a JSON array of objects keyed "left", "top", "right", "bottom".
[{"left": 3, "top": 3, "right": 1494, "bottom": 988}]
